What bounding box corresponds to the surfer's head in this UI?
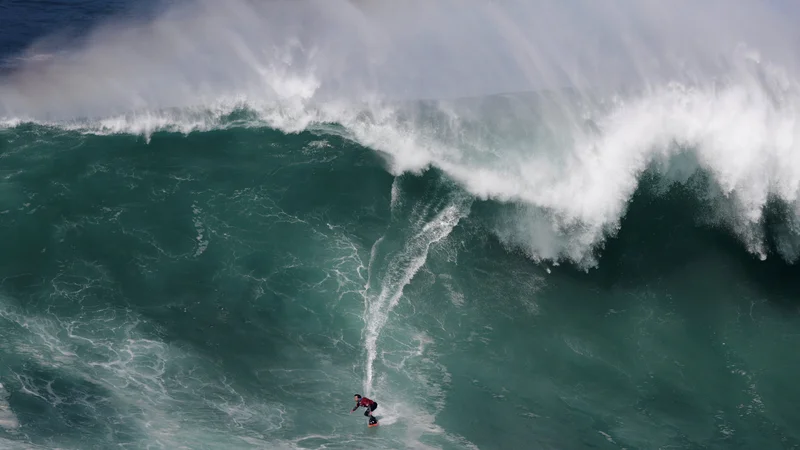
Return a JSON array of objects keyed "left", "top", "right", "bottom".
[{"left": 354, "top": 394, "right": 361, "bottom": 401}]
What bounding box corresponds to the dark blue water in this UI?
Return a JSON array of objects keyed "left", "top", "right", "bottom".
[{"left": 2, "top": 1, "right": 139, "bottom": 63}]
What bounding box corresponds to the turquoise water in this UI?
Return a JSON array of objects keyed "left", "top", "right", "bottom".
[
  {"left": 3, "top": 1, "right": 800, "bottom": 449},
  {"left": 0, "top": 123, "right": 799, "bottom": 449}
]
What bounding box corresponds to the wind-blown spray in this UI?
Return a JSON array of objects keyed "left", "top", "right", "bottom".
[{"left": 2, "top": 0, "right": 800, "bottom": 266}]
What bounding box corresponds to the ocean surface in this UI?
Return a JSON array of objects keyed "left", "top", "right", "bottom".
[{"left": 2, "top": 1, "right": 800, "bottom": 449}]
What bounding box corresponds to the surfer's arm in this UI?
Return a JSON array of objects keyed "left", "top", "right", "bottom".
[{"left": 350, "top": 402, "right": 359, "bottom": 412}]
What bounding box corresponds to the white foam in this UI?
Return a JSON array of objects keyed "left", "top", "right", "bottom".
[
  {"left": 0, "top": 296, "right": 288, "bottom": 448},
  {"left": 389, "top": 177, "right": 402, "bottom": 213},
  {"left": 3, "top": 0, "right": 800, "bottom": 268},
  {"left": 0, "top": 382, "right": 20, "bottom": 432},
  {"left": 362, "top": 199, "right": 470, "bottom": 394},
  {"left": 192, "top": 203, "right": 208, "bottom": 257},
  {"left": 5, "top": 69, "right": 800, "bottom": 268}
]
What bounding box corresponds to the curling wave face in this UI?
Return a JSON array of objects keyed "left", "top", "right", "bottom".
[{"left": 2, "top": 0, "right": 800, "bottom": 269}]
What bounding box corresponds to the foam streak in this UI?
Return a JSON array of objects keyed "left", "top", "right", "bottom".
[{"left": 362, "top": 200, "right": 469, "bottom": 395}]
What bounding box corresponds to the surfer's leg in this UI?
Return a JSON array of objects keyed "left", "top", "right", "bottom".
[{"left": 368, "top": 407, "right": 378, "bottom": 425}]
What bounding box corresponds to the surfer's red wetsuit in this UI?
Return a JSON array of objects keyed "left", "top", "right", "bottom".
[
  {"left": 354, "top": 397, "right": 375, "bottom": 409},
  {"left": 351, "top": 394, "right": 378, "bottom": 424}
]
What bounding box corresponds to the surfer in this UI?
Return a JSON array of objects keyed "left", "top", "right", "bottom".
[{"left": 350, "top": 394, "right": 378, "bottom": 426}]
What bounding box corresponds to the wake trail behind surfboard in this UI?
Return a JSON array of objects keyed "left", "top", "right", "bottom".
[
  {"left": 360, "top": 191, "right": 469, "bottom": 396},
  {"left": 364, "top": 203, "right": 465, "bottom": 395}
]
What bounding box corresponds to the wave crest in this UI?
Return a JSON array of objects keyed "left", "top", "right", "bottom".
[{"left": 3, "top": 0, "right": 800, "bottom": 268}]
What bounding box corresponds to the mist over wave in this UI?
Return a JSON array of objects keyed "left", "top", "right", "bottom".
[{"left": 3, "top": 0, "right": 800, "bottom": 268}]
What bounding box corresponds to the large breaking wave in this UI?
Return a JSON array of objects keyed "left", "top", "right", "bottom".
[{"left": 3, "top": 0, "right": 800, "bottom": 268}]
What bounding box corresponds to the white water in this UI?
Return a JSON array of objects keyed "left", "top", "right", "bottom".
[
  {"left": 0, "top": 295, "right": 288, "bottom": 449},
  {"left": 0, "top": 383, "right": 19, "bottom": 432},
  {"left": 3, "top": 0, "right": 800, "bottom": 267},
  {"left": 362, "top": 197, "right": 470, "bottom": 394}
]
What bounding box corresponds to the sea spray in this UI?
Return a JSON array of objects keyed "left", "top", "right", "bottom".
[{"left": 3, "top": 1, "right": 800, "bottom": 268}]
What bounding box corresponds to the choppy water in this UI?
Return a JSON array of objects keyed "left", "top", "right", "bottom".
[{"left": 2, "top": 1, "right": 800, "bottom": 449}]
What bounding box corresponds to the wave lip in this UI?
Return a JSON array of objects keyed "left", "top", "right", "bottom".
[
  {"left": 5, "top": 67, "right": 800, "bottom": 269},
  {"left": 4, "top": 0, "right": 800, "bottom": 268}
]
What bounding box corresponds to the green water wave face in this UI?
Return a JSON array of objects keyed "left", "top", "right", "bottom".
[
  {"left": 0, "top": 124, "right": 799, "bottom": 450},
  {"left": 0, "top": 127, "right": 389, "bottom": 448}
]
